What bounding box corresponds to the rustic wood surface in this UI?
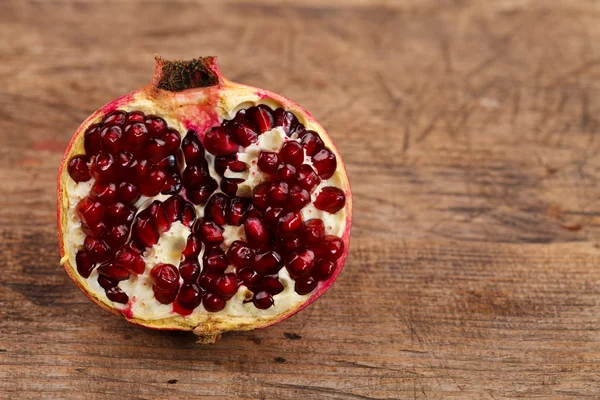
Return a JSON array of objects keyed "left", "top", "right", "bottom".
[{"left": 2, "top": 0, "right": 600, "bottom": 398}]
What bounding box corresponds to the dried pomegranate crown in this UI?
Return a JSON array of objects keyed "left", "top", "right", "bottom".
[{"left": 58, "top": 56, "right": 352, "bottom": 343}]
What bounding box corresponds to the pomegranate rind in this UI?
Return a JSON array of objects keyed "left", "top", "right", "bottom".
[{"left": 57, "top": 57, "right": 352, "bottom": 341}]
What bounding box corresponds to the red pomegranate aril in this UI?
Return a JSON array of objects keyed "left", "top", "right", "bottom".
[
  {"left": 182, "top": 130, "right": 205, "bottom": 165},
  {"left": 320, "top": 235, "right": 345, "bottom": 261},
  {"left": 230, "top": 122, "right": 258, "bottom": 146},
  {"left": 313, "top": 259, "right": 336, "bottom": 281},
  {"left": 244, "top": 217, "right": 269, "bottom": 249},
  {"left": 154, "top": 286, "right": 178, "bottom": 305},
  {"left": 276, "top": 164, "right": 297, "bottom": 182},
  {"left": 186, "top": 182, "right": 217, "bottom": 205},
  {"left": 84, "top": 237, "right": 112, "bottom": 263},
  {"left": 133, "top": 159, "right": 150, "bottom": 180},
  {"left": 126, "top": 111, "right": 145, "bottom": 123},
  {"left": 100, "top": 125, "right": 122, "bottom": 154},
  {"left": 67, "top": 156, "right": 91, "bottom": 182},
  {"left": 145, "top": 115, "right": 167, "bottom": 135},
  {"left": 238, "top": 268, "right": 261, "bottom": 290},
  {"left": 148, "top": 201, "right": 170, "bottom": 234},
  {"left": 123, "top": 122, "right": 148, "bottom": 149},
  {"left": 214, "top": 273, "right": 238, "bottom": 299},
  {"left": 177, "top": 284, "right": 203, "bottom": 310},
  {"left": 203, "top": 292, "right": 226, "bottom": 312},
  {"left": 179, "top": 260, "right": 201, "bottom": 283},
  {"left": 226, "top": 197, "right": 249, "bottom": 226},
  {"left": 138, "top": 167, "right": 167, "bottom": 196},
  {"left": 162, "top": 195, "right": 182, "bottom": 222},
  {"left": 199, "top": 272, "right": 219, "bottom": 291},
  {"left": 104, "top": 224, "right": 129, "bottom": 248},
  {"left": 214, "top": 155, "right": 235, "bottom": 175},
  {"left": 300, "top": 219, "right": 325, "bottom": 246},
  {"left": 106, "top": 287, "right": 129, "bottom": 304},
  {"left": 312, "top": 148, "right": 337, "bottom": 179},
  {"left": 263, "top": 207, "right": 284, "bottom": 228},
  {"left": 195, "top": 220, "right": 224, "bottom": 246},
  {"left": 273, "top": 108, "right": 299, "bottom": 135},
  {"left": 98, "top": 275, "right": 117, "bottom": 290},
  {"left": 116, "top": 182, "right": 140, "bottom": 205},
  {"left": 253, "top": 291, "right": 274, "bottom": 309},
  {"left": 314, "top": 187, "right": 346, "bottom": 214},
  {"left": 81, "top": 221, "right": 106, "bottom": 237},
  {"left": 204, "top": 127, "right": 239, "bottom": 156},
  {"left": 102, "top": 110, "right": 126, "bottom": 126},
  {"left": 84, "top": 124, "right": 102, "bottom": 155},
  {"left": 232, "top": 109, "right": 248, "bottom": 124},
  {"left": 220, "top": 178, "right": 244, "bottom": 197},
  {"left": 262, "top": 275, "right": 284, "bottom": 295},
  {"left": 90, "top": 182, "right": 117, "bottom": 205},
  {"left": 115, "top": 150, "right": 135, "bottom": 179},
  {"left": 91, "top": 152, "right": 116, "bottom": 182},
  {"left": 113, "top": 244, "right": 145, "bottom": 275},
  {"left": 162, "top": 128, "right": 181, "bottom": 155},
  {"left": 278, "top": 211, "right": 303, "bottom": 234},
  {"left": 246, "top": 204, "right": 262, "bottom": 219},
  {"left": 286, "top": 249, "right": 315, "bottom": 279},
  {"left": 204, "top": 193, "right": 229, "bottom": 225},
  {"left": 150, "top": 263, "right": 180, "bottom": 291},
  {"left": 145, "top": 137, "right": 168, "bottom": 163},
  {"left": 182, "top": 164, "right": 209, "bottom": 189},
  {"left": 253, "top": 250, "right": 283, "bottom": 275},
  {"left": 257, "top": 151, "right": 280, "bottom": 174},
  {"left": 97, "top": 263, "right": 130, "bottom": 281},
  {"left": 295, "top": 276, "right": 318, "bottom": 295},
  {"left": 227, "top": 240, "right": 254, "bottom": 267},
  {"left": 182, "top": 235, "right": 200, "bottom": 258},
  {"left": 76, "top": 197, "right": 105, "bottom": 227},
  {"left": 278, "top": 234, "right": 301, "bottom": 255},
  {"left": 252, "top": 182, "right": 271, "bottom": 211},
  {"left": 288, "top": 185, "right": 310, "bottom": 211},
  {"left": 181, "top": 202, "right": 196, "bottom": 227},
  {"left": 132, "top": 217, "right": 159, "bottom": 248},
  {"left": 268, "top": 181, "right": 289, "bottom": 206},
  {"left": 75, "top": 250, "right": 95, "bottom": 278},
  {"left": 249, "top": 105, "right": 274, "bottom": 133},
  {"left": 279, "top": 141, "right": 304, "bottom": 166},
  {"left": 158, "top": 155, "right": 177, "bottom": 170},
  {"left": 299, "top": 131, "right": 324, "bottom": 157},
  {"left": 296, "top": 164, "right": 321, "bottom": 192},
  {"left": 203, "top": 248, "right": 229, "bottom": 272}
]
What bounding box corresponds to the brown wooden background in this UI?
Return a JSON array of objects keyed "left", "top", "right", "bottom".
[{"left": 2, "top": 0, "right": 600, "bottom": 398}]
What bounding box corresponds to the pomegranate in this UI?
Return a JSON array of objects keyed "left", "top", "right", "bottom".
[{"left": 57, "top": 56, "right": 352, "bottom": 343}]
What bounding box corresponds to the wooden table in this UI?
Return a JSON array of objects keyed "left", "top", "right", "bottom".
[{"left": 2, "top": 1, "right": 600, "bottom": 398}]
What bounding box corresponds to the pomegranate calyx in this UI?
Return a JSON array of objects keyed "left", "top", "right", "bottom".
[{"left": 153, "top": 56, "right": 221, "bottom": 92}]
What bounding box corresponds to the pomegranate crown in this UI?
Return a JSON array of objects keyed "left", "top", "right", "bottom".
[{"left": 152, "top": 56, "right": 221, "bottom": 92}]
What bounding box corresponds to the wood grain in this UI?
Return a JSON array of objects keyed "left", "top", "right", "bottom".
[{"left": 1, "top": 0, "right": 600, "bottom": 398}]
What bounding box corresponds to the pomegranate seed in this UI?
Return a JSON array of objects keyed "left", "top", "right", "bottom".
[
  {"left": 104, "top": 225, "right": 129, "bottom": 248},
  {"left": 81, "top": 221, "right": 106, "bottom": 237},
  {"left": 183, "top": 164, "right": 209, "bottom": 189},
  {"left": 177, "top": 284, "right": 203, "bottom": 310},
  {"left": 123, "top": 122, "right": 148, "bottom": 150},
  {"left": 232, "top": 109, "right": 248, "bottom": 124},
  {"left": 238, "top": 268, "right": 261, "bottom": 290},
  {"left": 257, "top": 151, "right": 280, "bottom": 174},
  {"left": 230, "top": 122, "right": 258, "bottom": 146},
  {"left": 273, "top": 108, "right": 299, "bottom": 135},
  {"left": 150, "top": 263, "right": 180, "bottom": 291},
  {"left": 154, "top": 286, "right": 178, "bottom": 304},
  {"left": 76, "top": 250, "right": 95, "bottom": 278},
  {"left": 314, "top": 187, "right": 346, "bottom": 214},
  {"left": 262, "top": 275, "right": 284, "bottom": 295},
  {"left": 246, "top": 204, "right": 263, "bottom": 219},
  {"left": 90, "top": 182, "right": 117, "bottom": 205},
  {"left": 91, "top": 152, "right": 116, "bottom": 182},
  {"left": 97, "top": 262, "right": 130, "bottom": 281},
  {"left": 84, "top": 124, "right": 102, "bottom": 155},
  {"left": 220, "top": 178, "right": 244, "bottom": 197},
  {"left": 116, "top": 182, "right": 140, "bottom": 205},
  {"left": 253, "top": 250, "right": 283, "bottom": 275},
  {"left": 214, "top": 273, "right": 238, "bottom": 299},
  {"left": 186, "top": 182, "right": 217, "bottom": 205},
  {"left": 99, "top": 125, "right": 122, "bottom": 154},
  {"left": 286, "top": 249, "right": 315, "bottom": 279},
  {"left": 68, "top": 156, "right": 91, "bottom": 182},
  {"left": 180, "top": 260, "right": 201, "bottom": 283},
  {"left": 145, "top": 115, "right": 167, "bottom": 135},
  {"left": 145, "top": 137, "right": 168, "bottom": 163},
  {"left": 203, "top": 248, "right": 229, "bottom": 272},
  {"left": 263, "top": 207, "right": 285, "bottom": 228},
  {"left": 253, "top": 291, "right": 274, "bottom": 309},
  {"left": 148, "top": 201, "right": 170, "bottom": 234},
  {"left": 133, "top": 159, "right": 150, "bottom": 180},
  {"left": 138, "top": 166, "right": 167, "bottom": 196},
  {"left": 161, "top": 128, "right": 181, "bottom": 155},
  {"left": 276, "top": 164, "right": 297, "bottom": 182},
  {"left": 299, "top": 130, "right": 325, "bottom": 157},
  {"left": 296, "top": 164, "right": 321, "bottom": 192},
  {"left": 182, "top": 130, "right": 205, "bottom": 165},
  {"left": 288, "top": 185, "right": 310, "bottom": 211},
  {"left": 313, "top": 259, "right": 336, "bottom": 281},
  {"left": 295, "top": 276, "right": 318, "bottom": 295},
  {"left": 214, "top": 155, "right": 241, "bottom": 175},
  {"left": 204, "top": 193, "right": 229, "bottom": 225},
  {"left": 199, "top": 272, "right": 219, "bottom": 291},
  {"left": 320, "top": 235, "right": 345, "bottom": 261},
  {"left": 115, "top": 150, "right": 135, "bottom": 179},
  {"left": 248, "top": 105, "right": 274, "bottom": 133},
  {"left": 244, "top": 217, "right": 269, "bottom": 249},
  {"left": 227, "top": 240, "right": 254, "bottom": 267},
  {"left": 181, "top": 201, "right": 196, "bottom": 227},
  {"left": 252, "top": 182, "right": 271, "bottom": 211},
  {"left": 204, "top": 127, "right": 239, "bottom": 156},
  {"left": 106, "top": 287, "right": 129, "bottom": 304},
  {"left": 300, "top": 219, "right": 325, "bottom": 246},
  {"left": 182, "top": 235, "right": 201, "bottom": 259},
  {"left": 113, "top": 244, "right": 145, "bottom": 275},
  {"left": 278, "top": 234, "right": 301, "bottom": 255},
  {"left": 102, "top": 110, "right": 126, "bottom": 126},
  {"left": 162, "top": 195, "right": 182, "bottom": 222},
  {"left": 203, "top": 292, "right": 226, "bottom": 312},
  {"left": 279, "top": 141, "right": 304, "bottom": 166},
  {"left": 226, "top": 197, "right": 249, "bottom": 226},
  {"left": 312, "top": 149, "right": 337, "bottom": 179},
  {"left": 132, "top": 216, "right": 159, "bottom": 248},
  {"left": 76, "top": 197, "right": 105, "bottom": 226},
  {"left": 268, "top": 181, "right": 289, "bottom": 206},
  {"left": 194, "top": 220, "right": 224, "bottom": 246},
  {"left": 126, "top": 111, "right": 145, "bottom": 123},
  {"left": 278, "top": 211, "right": 303, "bottom": 234},
  {"left": 98, "top": 275, "right": 118, "bottom": 290},
  {"left": 105, "top": 203, "right": 133, "bottom": 225}
]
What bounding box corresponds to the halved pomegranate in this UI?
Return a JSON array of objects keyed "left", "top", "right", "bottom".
[{"left": 57, "top": 56, "right": 352, "bottom": 343}]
